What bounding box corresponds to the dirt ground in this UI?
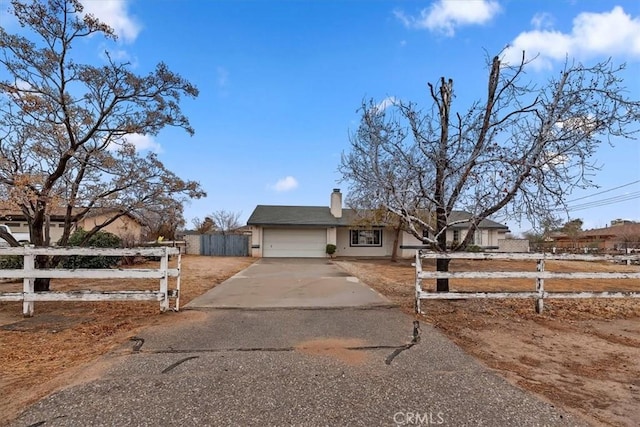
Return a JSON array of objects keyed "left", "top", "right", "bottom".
[
  {"left": 0, "top": 255, "right": 255, "bottom": 426},
  {"left": 335, "top": 258, "right": 640, "bottom": 427},
  {"left": 1, "top": 255, "right": 638, "bottom": 426}
]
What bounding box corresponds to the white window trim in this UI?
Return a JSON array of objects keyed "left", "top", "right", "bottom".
[{"left": 350, "top": 229, "right": 383, "bottom": 247}]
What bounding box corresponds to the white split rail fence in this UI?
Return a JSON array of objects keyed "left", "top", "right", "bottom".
[
  {"left": 415, "top": 251, "right": 640, "bottom": 314},
  {"left": 0, "top": 246, "right": 181, "bottom": 317}
]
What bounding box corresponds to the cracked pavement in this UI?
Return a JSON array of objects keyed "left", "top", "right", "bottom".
[{"left": 10, "top": 259, "right": 583, "bottom": 426}]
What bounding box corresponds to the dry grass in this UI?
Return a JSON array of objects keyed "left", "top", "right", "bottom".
[
  {"left": 1, "top": 255, "right": 638, "bottom": 426},
  {"left": 335, "top": 257, "right": 640, "bottom": 427}
]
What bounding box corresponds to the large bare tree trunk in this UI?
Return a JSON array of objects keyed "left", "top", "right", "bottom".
[
  {"left": 390, "top": 227, "right": 400, "bottom": 262},
  {"left": 436, "top": 219, "right": 450, "bottom": 292},
  {"left": 436, "top": 258, "right": 451, "bottom": 292},
  {"left": 30, "top": 212, "right": 51, "bottom": 292},
  {"left": 434, "top": 78, "right": 453, "bottom": 292}
]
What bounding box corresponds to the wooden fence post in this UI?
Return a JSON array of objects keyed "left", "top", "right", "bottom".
[
  {"left": 159, "top": 247, "right": 169, "bottom": 312},
  {"left": 415, "top": 250, "right": 423, "bottom": 314},
  {"left": 23, "top": 252, "right": 34, "bottom": 317},
  {"left": 175, "top": 252, "right": 182, "bottom": 311},
  {"left": 535, "top": 258, "right": 545, "bottom": 314}
]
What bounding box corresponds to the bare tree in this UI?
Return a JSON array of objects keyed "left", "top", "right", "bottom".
[
  {"left": 210, "top": 210, "right": 242, "bottom": 233},
  {"left": 141, "top": 196, "right": 186, "bottom": 242},
  {"left": 340, "top": 52, "right": 640, "bottom": 291},
  {"left": 614, "top": 224, "right": 640, "bottom": 252},
  {"left": 191, "top": 216, "right": 216, "bottom": 234},
  {"left": 0, "top": 0, "right": 205, "bottom": 290},
  {"left": 348, "top": 207, "right": 405, "bottom": 261}
]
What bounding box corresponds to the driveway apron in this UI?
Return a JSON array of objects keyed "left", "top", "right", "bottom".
[
  {"left": 11, "top": 259, "right": 582, "bottom": 426},
  {"left": 185, "top": 258, "right": 393, "bottom": 309}
]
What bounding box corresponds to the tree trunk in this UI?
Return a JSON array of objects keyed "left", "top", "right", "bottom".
[
  {"left": 390, "top": 226, "right": 401, "bottom": 262},
  {"left": 34, "top": 279, "right": 50, "bottom": 292},
  {"left": 436, "top": 211, "right": 450, "bottom": 292},
  {"left": 436, "top": 258, "right": 451, "bottom": 292},
  {"left": 30, "top": 212, "right": 51, "bottom": 292},
  {"left": 34, "top": 258, "right": 51, "bottom": 292}
]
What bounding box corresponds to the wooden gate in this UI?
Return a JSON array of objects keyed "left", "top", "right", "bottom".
[{"left": 200, "top": 233, "right": 249, "bottom": 256}]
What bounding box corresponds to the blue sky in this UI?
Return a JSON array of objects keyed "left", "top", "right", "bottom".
[{"left": 1, "top": 0, "right": 639, "bottom": 234}]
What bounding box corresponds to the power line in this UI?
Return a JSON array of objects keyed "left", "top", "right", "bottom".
[
  {"left": 567, "top": 190, "right": 640, "bottom": 212},
  {"left": 565, "top": 180, "right": 640, "bottom": 203}
]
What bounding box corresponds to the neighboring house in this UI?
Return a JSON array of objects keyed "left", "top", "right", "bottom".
[
  {"left": 247, "top": 189, "right": 510, "bottom": 258},
  {"left": 0, "top": 208, "right": 145, "bottom": 244},
  {"left": 551, "top": 222, "right": 640, "bottom": 252},
  {"left": 0, "top": 208, "right": 68, "bottom": 243},
  {"left": 75, "top": 209, "right": 145, "bottom": 245}
]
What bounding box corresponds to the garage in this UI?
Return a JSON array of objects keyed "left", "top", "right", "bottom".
[{"left": 263, "top": 228, "right": 327, "bottom": 258}]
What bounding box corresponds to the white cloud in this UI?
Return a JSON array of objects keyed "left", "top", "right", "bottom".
[
  {"left": 504, "top": 6, "right": 640, "bottom": 69},
  {"left": 122, "top": 133, "right": 162, "bottom": 152},
  {"left": 394, "top": 0, "right": 501, "bottom": 36},
  {"left": 374, "top": 97, "right": 397, "bottom": 113},
  {"left": 269, "top": 176, "right": 298, "bottom": 192},
  {"left": 531, "top": 12, "right": 555, "bottom": 30},
  {"left": 81, "top": 0, "right": 141, "bottom": 43},
  {"left": 97, "top": 44, "right": 139, "bottom": 67}
]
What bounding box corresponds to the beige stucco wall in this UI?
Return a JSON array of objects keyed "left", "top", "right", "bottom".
[
  {"left": 327, "top": 227, "right": 337, "bottom": 246},
  {"left": 251, "top": 226, "right": 263, "bottom": 257},
  {"left": 184, "top": 234, "right": 201, "bottom": 255},
  {"left": 498, "top": 239, "right": 530, "bottom": 252},
  {"left": 250, "top": 225, "right": 508, "bottom": 258},
  {"left": 399, "top": 228, "right": 508, "bottom": 257},
  {"left": 1, "top": 220, "right": 65, "bottom": 244},
  {"left": 76, "top": 213, "right": 143, "bottom": 244},
  {"left": 2, "top": 212, "right": 147, "bottom": 245},
  {"left": 334, "top": 228, "right": 396, "bottom": 257}
]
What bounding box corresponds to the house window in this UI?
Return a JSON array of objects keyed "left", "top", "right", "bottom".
[
  {"left": 474, "top": 230, "right": 482, "bottom": 245},
  {"left": 453, "top": 230, "right": 460, "bottom": 242},
  {"left": 350, "top": 229, "right": 382, "bottom": 247}
]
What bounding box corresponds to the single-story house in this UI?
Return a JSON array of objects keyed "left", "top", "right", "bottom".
[
  {"left": 0, "top": 208, "right": 145, "bottom": 244},
  {"left": 551, "top": 221, "right": 640, "bottom": 252},
  {"left": 247, "top": 189, "right": 510, "bottom": 258},
  {"left": 76, "top": 209, "right": 145, "bottom": 244}
]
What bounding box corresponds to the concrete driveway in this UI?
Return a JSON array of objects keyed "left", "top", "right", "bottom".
[
  {"left": 11, "top": 258, "right": 582, "bottom": 426},
  {"left": 186, "top": 258, "right": 393, "bottom": 309}
]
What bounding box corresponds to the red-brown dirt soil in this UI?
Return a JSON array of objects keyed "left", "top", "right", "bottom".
[
  {"left": 335, "top": 257, "right": 640, "bottom": 427},
  {"left": 0, "top": 255, "right": 255, "bottom": 425},
  {"left": 1, "top": 255, "right": 638, "bottom": 426}
]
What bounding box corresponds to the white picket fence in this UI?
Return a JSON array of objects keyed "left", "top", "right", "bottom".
[
  {"left": 0, "top": 246, "right": 181, "bottom": 317},
  {"left": 415, "top": 251, "right": 640, "bottom": 314}
]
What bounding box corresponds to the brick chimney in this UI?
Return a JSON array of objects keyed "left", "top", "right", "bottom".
[{"left": 330, "top": 188, "right": 342, "bottom": 218}]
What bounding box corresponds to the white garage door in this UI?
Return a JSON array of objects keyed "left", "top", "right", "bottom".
[{"left": 263, "top": 228, "right": 327, "bottom": 258}]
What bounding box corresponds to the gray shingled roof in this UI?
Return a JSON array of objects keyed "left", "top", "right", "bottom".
[
  {"left": 447, "top": 211, "right": 510, "bottom": 229},
  {"left": 247, "top": 206, "right": 347, "bottom": 226},
  {"left": 247, "top": 205, "right": 508, "bottom": 230}
]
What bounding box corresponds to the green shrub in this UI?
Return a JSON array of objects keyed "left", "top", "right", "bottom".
[
  {"left": 325, "top": 244, "right": 337, "bottom": 256},
  {"left": 466, "top": 245, "right": 482, "bottom": 252},
  {"left": 60, "top": 229, "right": 122, "bottom": 269},
  {"left": 0, "top": 255, "right": 23, "bottom": 269}
]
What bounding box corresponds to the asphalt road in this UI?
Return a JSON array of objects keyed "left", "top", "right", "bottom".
[{"left": 10, "top": 259, "right": 584, "bottom": 426}]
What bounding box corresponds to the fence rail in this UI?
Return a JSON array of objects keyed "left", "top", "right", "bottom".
[
  {"left": 0, "top": 246, "right": 181, "bottom": 317},
  {"left": 415, "top": 251, "right": 640, "bottom": 314}
]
